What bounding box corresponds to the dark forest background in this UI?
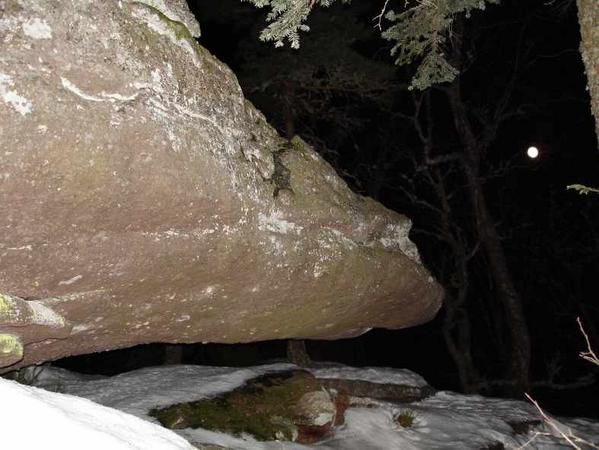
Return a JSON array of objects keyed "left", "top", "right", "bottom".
[{"left": 55, "top": 0, "right": 599, "bottom": 419}]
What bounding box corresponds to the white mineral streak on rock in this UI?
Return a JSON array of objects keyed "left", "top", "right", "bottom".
[
  {"left": 60, "top": 78, "right": 138, "bottom": 103},
  {"left": 173, "top": 103, "right": 230, "bottom": 135},
  {"left": 101, "top": 92, "right": 138, "bottom": 102},
  {"left": 133, "top": 80, "right": 155, "bottom": 91},
  {"left": 0, "top": 16, "right": 17, "bottom": 33},
  {"left": 313, "top": 262, "right": 324, "bottom": 278},
  {"left": 141, "top": 229, "right": 191, "bottom": 240},
  {"left": 21, "top": 18, "right": 52, "bottom": 40},
  {"left": 150, "top": 69, "right": 164, "bottom": 91},
  {"left": 71, "top": 324, "right": 91, "bottom": 334},
  {"left": 166, "top": 129, "right": 181, "bottom": 152},
  {"left": 61, "top": 76, "right": 103, "bottom": 101},
  {"left": 268, "top": 235, "right": 285, "bottom": 256},
  {"left": 6, "top": 245, "right": 33, "bottom": 251},
  {"left": 58, "top": 275, "right": 83, "bottom": 286},
  {"left": 141, "top": 68, "right": 242, "bottom": 160},
  {"left": 327, "top": 228, "right": 357, "bottom": 249},
  {"left": 202, "top": 286, "right": 216, "bottom": 296},
  {"left": 0, "top": 73, "right": 32, "bottom": 115},
  {"left": 258, "top": 212, "right": 303, "bottom": 235}
]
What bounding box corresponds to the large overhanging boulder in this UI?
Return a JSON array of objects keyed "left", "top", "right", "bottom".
[{"left": 0, "top": 0, "right": 442, "bottom": 371}]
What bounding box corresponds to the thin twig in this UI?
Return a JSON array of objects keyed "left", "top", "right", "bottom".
[
  {"left": 525, "top": 394, "right": 584, "bottom": 449},
  {"left": 578, "top": 316, "right": 599, "bottom": 366},
  {"left": 518, "top": 319, "right": 599, "bottom": 448},
  {"left": 514, "top": 431, "right": 543, "bottom": 450},
  {"left": 374, "top": 0, "right": 392, "bottom": 30}
]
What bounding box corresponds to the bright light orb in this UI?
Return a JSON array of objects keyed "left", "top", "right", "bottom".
[{"left": 526, "top": 146, "right": 539, "bottom": 159}]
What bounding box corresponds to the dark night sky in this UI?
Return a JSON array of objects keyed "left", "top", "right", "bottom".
[{"left": 56, "top": 0, "right": 599, "bottom": 418}]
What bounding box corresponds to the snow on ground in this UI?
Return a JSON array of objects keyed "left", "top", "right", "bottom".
[
  {"left": 311, "top": 364, "right": 429, "bottom": 387},
  {"left": 0, "top": 376, "right": 194, "bottom": 450},
  {"left": 4, "top": 362, "right": 599, "bottom": 449}
]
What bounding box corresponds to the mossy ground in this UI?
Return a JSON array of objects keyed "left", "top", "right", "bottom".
[
  {"left": 395, "top": 409, "right": 415, "bottom": 428},
  {"left": 150, "top": 370, "right": 322, "bottom": 441}
]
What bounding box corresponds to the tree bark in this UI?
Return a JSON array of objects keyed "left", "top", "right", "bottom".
[
  {"left": 287, "top": 339, "right": 311, "bottom": 367},
  {"left": 163, "top": 344, "right": 184, "bottom": 366},
  {"left": 577, "top": 0, "right": 599, "bottom": 141}
]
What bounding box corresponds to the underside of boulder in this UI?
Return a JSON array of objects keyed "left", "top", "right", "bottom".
[{"left": 0, "top": 0, "right": 442, "bottom": 371}]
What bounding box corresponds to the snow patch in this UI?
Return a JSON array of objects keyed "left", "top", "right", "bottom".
[
  {"left": 21, "top": 363, "right": 599, "bottom": 449},
  {"left": 313, "top": 365, "right": 428, "bottom": 388},
  {"left": 22, "top": 18, "right": 52, "bottom": 39},
  {"left": 0, "top": 378, "right": 193, "bottom": 450},
  {"left": 0, "top": 73, "right": 32, "bottom": 115}
]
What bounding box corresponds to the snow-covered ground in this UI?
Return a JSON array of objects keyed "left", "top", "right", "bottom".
[{"left": 2, "top": 362, "right": 598, "bottom": 449}]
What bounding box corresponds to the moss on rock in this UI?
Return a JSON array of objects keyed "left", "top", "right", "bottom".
[{"left": 150, "top": 370, "right": 326, "bottom": 442}]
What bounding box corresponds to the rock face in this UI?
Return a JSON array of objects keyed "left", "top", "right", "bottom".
[{"left": 0, "top": 0, "right": 442, "bottom": 370}]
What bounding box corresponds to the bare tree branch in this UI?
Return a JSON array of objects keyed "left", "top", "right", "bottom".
[{"left": 578, "top": 316, "right": 599, "bottom": 367}]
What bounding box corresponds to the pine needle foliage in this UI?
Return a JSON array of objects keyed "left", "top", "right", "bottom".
[
  {"left": 242, "top": 0, "right": 351, "bottom": 48},
  {"left": 382, "top": 0, "right": 499, "bottom": 89},
  {"left": 242, "top": 0, "right": 500, "bottom": 89}
]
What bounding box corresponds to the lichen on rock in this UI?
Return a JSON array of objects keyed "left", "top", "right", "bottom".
[{"left": 0, "top": 334, "right": 23, "bottom": 367}]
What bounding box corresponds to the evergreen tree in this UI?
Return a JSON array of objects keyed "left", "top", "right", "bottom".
[
  {"left": 240, "top": 0, "right": 598, "bottom": 137},
  {"left": 242, "top": 0, "right": 499, "bottom": 90}
]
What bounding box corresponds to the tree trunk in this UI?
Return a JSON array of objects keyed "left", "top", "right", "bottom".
[
  {"left": 471, "top": 186, "right": 530, "bottom": 394},
  {"left": 447, "top": 83, "right": 531, "bottom": 394},
  {"left": 441, "top": 251, "right": 480, "bottom": 393},
  {"left": 577, "top": 0, "right": 599, "bottom": 140},
  {"left": 286, "top": 339, "right": 311, "bottom": 367},
  {"left": 163, "top": 344, "right": 184, "bottom": 366},
  {"left": 443, "top": 311, "right": 480, "bottom": 393}
]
